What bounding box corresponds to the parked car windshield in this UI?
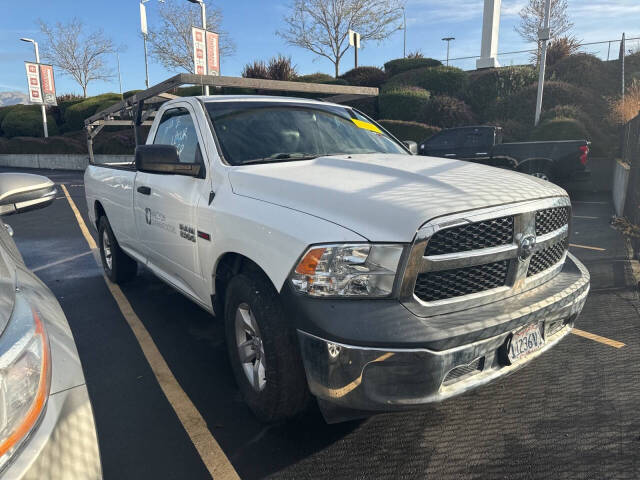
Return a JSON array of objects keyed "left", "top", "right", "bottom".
[{"left": 205, "top": 101, "right": 408, "bottom": 165}]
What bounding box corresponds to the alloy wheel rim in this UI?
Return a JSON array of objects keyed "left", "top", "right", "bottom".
[
  {"left": 532, "top": 172, "right": 549, "bottom": 181},
  {"left": 103, "top": 230, "right": 112, "bottom": 270},
  {"left": 234, "top": 303, "right": 266, "bottom": 391}
]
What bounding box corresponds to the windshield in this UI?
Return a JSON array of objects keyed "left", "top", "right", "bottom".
[{"left": 205, "top": 101, "right": 408, "bottom": 165}]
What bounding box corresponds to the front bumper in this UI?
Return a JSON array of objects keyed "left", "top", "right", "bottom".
[
  {"left": 294, "top": 253, "right": 589, "bottom": 421},
  {"left": 3, "top": 384, "right": 101, "bottom": 479}
]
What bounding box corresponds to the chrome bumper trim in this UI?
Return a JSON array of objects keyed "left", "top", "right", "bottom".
[{"left": 298, "top": 253, "right": 589, "bottom": 414}]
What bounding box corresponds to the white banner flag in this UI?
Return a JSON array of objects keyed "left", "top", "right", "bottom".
[
  {"left": 25, "top": 62, "right": 42, "bottom": 104},
  {"left": 192, "top": 26, "right": 207, "bottom": 75}
]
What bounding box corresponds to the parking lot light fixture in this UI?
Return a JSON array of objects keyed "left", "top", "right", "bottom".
[
  {"left": 442, "top": 37, "right": 455, "bottom": 66},
  {"left": 19, "top": 38, "right": 48, "bottom": 138}
]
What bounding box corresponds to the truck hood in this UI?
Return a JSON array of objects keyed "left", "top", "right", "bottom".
[{"left": 228, "top": 154, "right": 567, "bottom": 242}]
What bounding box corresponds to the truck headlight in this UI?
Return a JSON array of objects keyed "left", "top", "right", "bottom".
[
  {"left": 290, "top": 244, "right": 404, "bottom": 297},
  {"left": 0, "top": 294, "right": 50, "bottom": 469}
]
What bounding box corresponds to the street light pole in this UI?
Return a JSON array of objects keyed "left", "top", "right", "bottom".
[
  {"left": 534, "top": 0, "right": 552, "bottom": 126},
  {"left": 442, "top": 37, "right": 455, "bottom": 66},
  {"left": 20, "top": 38, "right": 48, "bottom": 138},
  {"left": 188, "top": 0, "right": 209, "bottom": 95},
  {"left": 116, "top": 52, "right": 123, "bottom": 98},
  {"left": 402, "top": 7, "right": 406, "bottom": 58}
]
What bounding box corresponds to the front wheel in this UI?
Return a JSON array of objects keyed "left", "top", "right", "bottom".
[
  {"left": 224, "top": 272, "right": 309, "bottom": 422},
  {"left": 98, "top": 216, "right": 137, "bottom": 283}
]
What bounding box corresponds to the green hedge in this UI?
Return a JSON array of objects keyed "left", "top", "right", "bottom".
[
  {"left": 487, "top": 81, "right": 608, "bottom": 127},
  {"left": 384, "top": 66, "right": 468, "bottom": 97},
  {"left": 340, "top": 67, "right": 386, "bottom": 87},
  {"left": 547, "top": 53, "right": 615, "bottom": 96},
  {"left": 0, "top": 133, "right": 85, "bottom": 154},
  {"left": 420, "top": 95, "right": 475, "bottom": 128},
  {"left": 465, "top": 66, "right": 537, "bottom": 118},
  {"left": 530, "top": 118, "right": 590, "bottom": 142},
  {"left": 384, "top": 57, "right": 442, "bottom": 76},
  {"left": 295, "top": 73, "right": 348, "bottom": 85},
  {"left": 63, "top": 93, "right": 122, "bottom": 132},
  {"left": 378, "top": 120, "right": 440, "bottom": 143},
  {"left": 378, "top": 87, "right": 431, "bottom": 122},
  {"left": 1, "top": 106, "right": 59, "bottom": 138}
]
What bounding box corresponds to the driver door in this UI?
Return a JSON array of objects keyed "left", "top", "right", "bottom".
[{"left": 134, "top": 104, "right": 210, "bottom": 301}]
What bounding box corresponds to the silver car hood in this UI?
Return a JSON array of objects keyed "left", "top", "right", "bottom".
[{"left": 228, "top": 154, "right": 568, "bottom": 242}]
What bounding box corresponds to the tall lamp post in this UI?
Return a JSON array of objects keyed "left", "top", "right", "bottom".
[
  {"left": 187, "top": 0, "right": 209, "bottom": 95},
  {"left": 442, "top": 37, "right": 455, "bottom": 66},
  {"left": 19, "top": 38, "right": 48, "bottom": 138},
  {"left": 534, "top": 0, "right": 551, "bottom": 126},
  {"left": 402, "top": 7, "right": 406, "bottom": 58}
]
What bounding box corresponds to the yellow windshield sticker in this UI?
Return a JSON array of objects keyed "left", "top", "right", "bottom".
[{"left": 352, "top": 118, "right": 382, "bottom": 134}]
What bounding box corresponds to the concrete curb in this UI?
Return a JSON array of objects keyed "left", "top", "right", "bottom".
[{"left": 0, "top": 154, "right": 134, "bottom": 171}]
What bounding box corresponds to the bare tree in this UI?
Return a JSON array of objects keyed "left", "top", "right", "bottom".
[
  {"left": 515, "top": 0, "right": 573, "bottom": 64},
  {"left": 38, "top": 18, "right": 115, "bottom": 98},
  {"left": 147, "top": 0, "right": 235, "bottom": 73},
  {"left": 278, "top": 0, "right": 405, "bottom": 78}
]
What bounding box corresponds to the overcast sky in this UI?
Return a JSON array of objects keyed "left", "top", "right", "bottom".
[{"left": 0, "top": 0, "right": 638, "bottom": 97}]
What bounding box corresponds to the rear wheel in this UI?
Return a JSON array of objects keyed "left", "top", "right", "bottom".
[
  {"left": 224, "top": 272, "right": 309, "bottom": 422},
  {"left": 521, "top": 160, "right": 555, "bottom": 183},
  {"left": 98, "top": 216, "right": 137, "bottom": 283}
]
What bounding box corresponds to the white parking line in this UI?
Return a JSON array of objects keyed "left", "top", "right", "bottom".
[
  {"left": 61, "top": 184, "right": 239, "bottom": 480},
  {"left": 32, "top": 250, "right": 93, "bottom": 272}
]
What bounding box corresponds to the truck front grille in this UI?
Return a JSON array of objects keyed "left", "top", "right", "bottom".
[
  {"left": 414, "top": 261, "right": 508, "bottom": 302},
  {"left": 425, "top": 216, "right": 513, "bottom": 256},
  {"left": 404, "top": 199, "right": 572, "bottom": 316},
  {"left": 527, "top": 238, "right": 568, "bottom": 276},
  {"left": 536, "top": 207, "right": 570, "bottom": 236}
]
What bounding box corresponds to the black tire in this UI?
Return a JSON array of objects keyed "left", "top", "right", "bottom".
[
  {"left": 224, "top": 272, "right": 309, "bottom": 422},
  {"left": 521, "top": 160, "right": 555, "bottom": 183},
  {"left": 98, "top": 216, "right": 137, "bottom": 283}
]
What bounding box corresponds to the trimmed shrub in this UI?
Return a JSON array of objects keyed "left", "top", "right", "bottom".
[
  {"left": 420, "top": 95, "right": 475, "bottom": 128},
  {"left": 378, "top": 87, "right": 431, "bottom": 122},
  {"left": 465, "top": 66, "right": 537, "bottom": 118},
  {"left": 63, "top": 93, "right": 122, "bottom": 132},
  {"left": 0, "top": 133, "right": 85, "bottom": 154},
  {"left": 530, "top": 118, "right": 590, "bottom": 142},
  {"left": 547, "top": 53, "right": 614, "bottom": 96},
  {"left": 487, "top": 81, "right": 608, "bottom": 128},
  {"left": 384, "top": 57, "right": 442, "bottom": 76},
  {"left": 340, "top": 67, "right": 386, "bottom": 87},
  {"left": 1, "top": 106, "right": 58, "bottom": 138},
  {"left": 378, "top": 120, "right": 440, "bottom": 143},
  {"left": 384, "top": 66, "right": 468, "bottom": 97},
  {"left": 545, "top": 37, "right": 581, "bottom": 67},
  {"left": 0, "top": 106, "right": 22, "bottom": 136},
  {"left": 294, "top": 73, "right": 348, "bottom": 85}
]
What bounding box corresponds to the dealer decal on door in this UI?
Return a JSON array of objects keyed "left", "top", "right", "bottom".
[{"left": 144, "top": 208, "right": 176, "bottom": 234}]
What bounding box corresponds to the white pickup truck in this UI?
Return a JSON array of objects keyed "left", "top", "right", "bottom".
[{"left": 84, "top": 90, "right": 590, "bottom": 423}]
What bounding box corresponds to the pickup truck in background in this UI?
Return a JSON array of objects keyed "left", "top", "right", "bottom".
[
  {"left": 84, "top": 83, "right": 590, "bottom": 424},
  {"left": 418, "top": 125, "right": 590, "bottom": 183}
]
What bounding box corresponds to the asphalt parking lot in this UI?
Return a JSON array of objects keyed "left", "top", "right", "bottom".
[{"left": 4, "top": 167, "right": 640, "bottom": 479}]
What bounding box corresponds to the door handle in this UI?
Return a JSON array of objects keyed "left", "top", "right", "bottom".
[
  {"left": 137, "top": 186, "right": 151, "bottom": 195},
  {"left": 475, "top": 152, "right": 488, "bottom": 155},
  {"left": 444, "top": 153, "right": 457, "bottom": 157}
]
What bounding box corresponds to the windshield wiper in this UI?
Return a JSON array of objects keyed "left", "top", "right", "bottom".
[{"left": 239, "top": 153, "right": 320, "bottom": 165}]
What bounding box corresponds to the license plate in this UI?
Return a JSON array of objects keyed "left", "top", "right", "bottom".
[{"left": 507, "top": 323, "right": 545, "bottom": 363}]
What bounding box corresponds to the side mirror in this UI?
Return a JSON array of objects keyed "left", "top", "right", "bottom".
[
  {"left": 403, "top": 140, "right": 418, "bottom": 155},
  {"left": 0, "top": 173, "right": 56, "bottom": 216},
  {"left": 135, "top": 144, "right": 201, "bottom": 177}
]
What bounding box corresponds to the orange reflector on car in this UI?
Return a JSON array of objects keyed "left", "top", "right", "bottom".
[{"left": 295, "top": 247, "right": 326, "bottom": 275}]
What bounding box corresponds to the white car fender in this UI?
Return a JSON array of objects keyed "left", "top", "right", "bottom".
[{"left": 197, "top": 181, "right": 367, "bottom": 295}]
